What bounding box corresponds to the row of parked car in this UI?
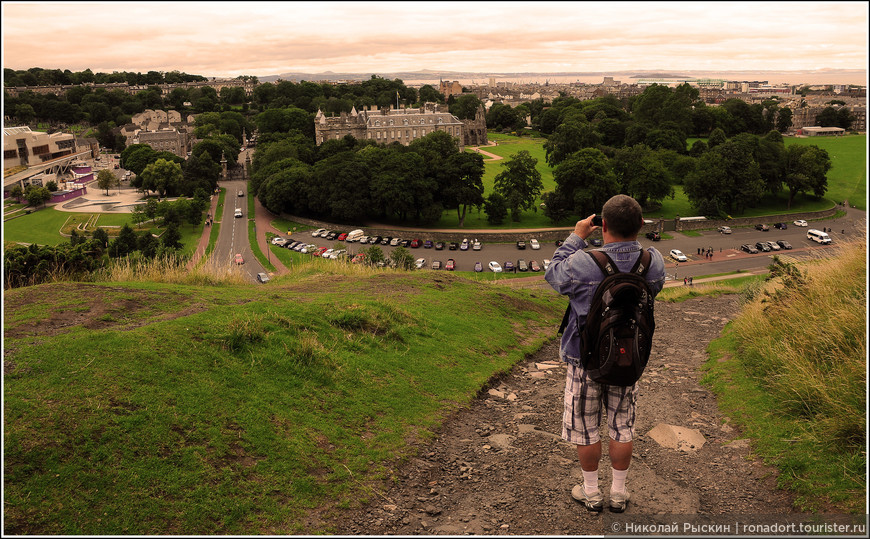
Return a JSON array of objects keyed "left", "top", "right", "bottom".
[
  {"left": 741, "top": 240, "right": 793, "bottom": 254},
  {"left": 308, "top": 229, "right": 488, "bottom": 251},
  {"left": 411, "top": 258, "right": 553, "bottom": 273}
]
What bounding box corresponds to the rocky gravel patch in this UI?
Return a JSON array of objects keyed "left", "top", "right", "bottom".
[{"left": 329, "top": 295, "right": 797, "bottom": 535}]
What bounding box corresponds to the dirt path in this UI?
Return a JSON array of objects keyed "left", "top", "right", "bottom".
[{"left": 327, "top": 294, "right": 798, "bottom": 535}]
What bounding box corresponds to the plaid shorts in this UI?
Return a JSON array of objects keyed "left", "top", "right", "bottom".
[{"left": 562, "top": 362, "right": 638, "bottom": 445}]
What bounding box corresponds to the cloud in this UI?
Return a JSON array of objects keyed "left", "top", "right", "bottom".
[{"left": 2, "top": 1, "right": 867, "bottom": 76}]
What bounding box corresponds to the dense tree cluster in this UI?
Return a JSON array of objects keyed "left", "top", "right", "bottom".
[
  {"left": 251, "top": 130, "right": 484, "bottom": 226},
  {"left": 3, "top": 67, "right": 208, "bottom": 87},
  {"left": 538, "top": 85, "right": 833, "bottom": 221}
]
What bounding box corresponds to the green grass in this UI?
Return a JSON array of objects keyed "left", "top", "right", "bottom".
[
  {"left": 249, "top": 219, "right": 275, "bottom": 273},
  {"left": 3, "top": 271, "right": 562, "bottom": 534},
  {"left": 784, "top": 135, "right": 866, "bottom": 211},
  {"left": 700, "top": 239, "right": 866, "bottom": 513},
  {"left": 270, "top": 218, "right": 316, "bottom": 236},
  {"left": 3, "top": 207, "right": 205, "bottom": 256}
]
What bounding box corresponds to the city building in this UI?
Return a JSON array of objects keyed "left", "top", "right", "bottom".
[
  {"left": 314, "top": 103, "right": 487, "bottom": 149},
  {"left": 118, "top": 109, "right": 195, "bottom": 158},
  {"left": 3, "top": 126, "right": 92, "bottom": 196},
  {"left": 439, "top": 80, "right": 464, "bottom": 97},
  {"left": 4, "top": 126, "right": 77, "bottom": 170}
]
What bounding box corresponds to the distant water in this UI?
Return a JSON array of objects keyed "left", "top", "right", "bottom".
[{"left": 402, "top": 71, "right": 867, "bottom": 87}]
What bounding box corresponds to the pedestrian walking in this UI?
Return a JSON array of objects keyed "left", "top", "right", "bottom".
[
  {"left": 689, "top": 276, "right": 693, "bottom": 286},
  {"left": 684, "top": 277, "right": 688, "bottom": 286}
]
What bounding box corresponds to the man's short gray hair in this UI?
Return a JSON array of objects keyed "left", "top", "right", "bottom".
[{"left": 602, "top": 195, "right": 643, "bottom": 238}]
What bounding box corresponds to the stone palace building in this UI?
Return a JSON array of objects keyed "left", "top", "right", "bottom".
[{"left": 314, "top": 103, "right": 487, "bottom": 149}]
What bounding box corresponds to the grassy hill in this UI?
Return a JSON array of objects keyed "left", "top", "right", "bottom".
[
  {"left": 3, "top": 267, "right": 563, "bottom": 534},
  {"left": 701, "top": 235, "right": 867, "bottom": 512}
]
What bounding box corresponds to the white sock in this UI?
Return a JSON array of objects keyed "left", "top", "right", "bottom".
[
  {"left": 583, "top": 469, "right": 600, "bottom": 494},
  {"left": 611, "top": 467, "right": 628, "bottom": 494}
]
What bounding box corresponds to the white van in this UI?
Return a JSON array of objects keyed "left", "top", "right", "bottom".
[
  {"left": 807, "top": 229, "right": 832, "bottom": 244},
  {"left": 345, "top": 229, "right": 364, "bottom": 243}
]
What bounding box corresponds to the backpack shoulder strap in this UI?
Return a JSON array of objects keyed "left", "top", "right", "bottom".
[
  {"left": 589, "top": 250, "right": 619, "bottom": 276},
  {"left": 629, "top": 249, "right": 652, "bottom": 277}
]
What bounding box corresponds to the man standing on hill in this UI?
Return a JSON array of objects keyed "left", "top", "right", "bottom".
[{"left": 544, "top": 195, "right": 665, "bottom": 513}]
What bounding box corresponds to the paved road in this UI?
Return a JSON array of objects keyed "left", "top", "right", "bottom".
[{"left": 275, "top": 206, "right": 864, "bottom": 279}]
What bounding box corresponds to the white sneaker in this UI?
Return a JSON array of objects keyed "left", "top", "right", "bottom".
[
  {"left": 609, "top": 488, "right": 630, "bottom": 513},
  {"left": 571, "top": 484, "right": 604, "bottom": 512}
]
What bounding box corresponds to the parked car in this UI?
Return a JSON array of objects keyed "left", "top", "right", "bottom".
[
  {"left": 488, "top": 261, "right": 502, "bottom": 273},
  {"left": 256, "top": 272, "right": 269, "bottom": 283},
  {"left": 410, "top": 239, "right": 421, "bottom": 248},
  {"left": 589, "top": 238, "right": 603, "bottom": 247},
  {"left": 329, "top": 249, "right": 347, "bottom": 260},
  {"left": 448, "top": 242, "right": 459, "bottom": 250},
  {"left": 773, "top": 222, "right": 788, "bottom": 230},
  {"left": 717, "top": 226, "right": 732, "bottom": 234},
  {"left": 319, "top": 230, "right": 330, "bottom": 238},
  {"left": 472, "top": 240, "right": 481, "bottom": 251},
  {"left": 380, "top": 236, "right": 391, "bottom": 245},
  {"left": 313, "top": 247, "right": 328, "bottom": 257},
  {"left": 311, "top": 228, "right": 327, "bottom": 237},
  {"left": 741, "top": 244, "right": 759, "bottom": 254},
  {"left": 793, "top": 219, "right": 808, "bottom": 227},
  {"left": 543, "top": 259, "right": 551, "bottom": 270},
  {"left": 234, "top": 253, "right": 244, "bottom": 264},
  {"left": 755, "top": 242, "right": 771, "bottom": 252},
  {"left": 321, "top": 248, "right": 335, "bottom": 258},
  {"left": 755, "top": 224, "right": 770, "bottom": 231},
  {"left": 669, "top": 249, "right": 687, "bottom": 262},
  {"left": 460, "top": 238, "right": 470, "bottom": 251},
  {"left": 504, "top": 261, "right": 515, "bottom": 272},
  {"left": 529, "top": 239, "right": 540, "bottom": 250},
  {"left": 517, "top": 259, "right": 529, "bottom": 272},
  {"left": 474, "top": 261, "right": 483, "bottom": 272},
  {"left": 325, "top": 231, "right": 338, "bottom": 241},
  {"left": 414, "top": 258, "right": 426, "bottom": 269},
  {"left": 765, "top": 241, "right": 781, "bottom": 251},
  {"left": 516, "top": 240, "right": 526, "bottom": 250},
  {"left": 352, "top": 253, "right": 366, "bottom": 264},
  {"left": 446, "top": 259, "right": 455, "bottom": 271},
  {"left": 646, "top": 231, "right": 661, "bottom": 241},
  {"left": 271, "top": 237, "right": 288, "bottom": 246},
  {"left": 400, "top": 239, "right": 411, "bottom": 248},
  {"left": 431, "top": 260, "right": 442, "bottom": 270},
  {"left": 358, "top": 236, "right": 370, "bottom": 244},
  {"left": 529, "top": 260, "right": 541, "bottom": 272},
  {"left": 390, "top": 237, "right": 401, "bottom": 246},
  {"left": 337, "top": 233, "right": 348, "bottom": 241},
  {"left": 370, "top": 236, "right": 382, "bottom": 245},
  {"left": 777, "top": 240, "right": 793, "bottom": 250},
  {"left": 424, "top": 240, "right": 434, "bottom": 249},
  {"left": 435, "top": 241, "right": 445, "bottom": 250}
]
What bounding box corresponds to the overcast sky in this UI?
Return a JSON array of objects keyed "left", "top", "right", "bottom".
[{"left": 2, "top": 1, "right": 868, "bottom": 80}]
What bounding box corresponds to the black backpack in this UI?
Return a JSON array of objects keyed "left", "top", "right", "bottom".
[{"left": 558, "top": 249, "right": 655, "bottom": 386}]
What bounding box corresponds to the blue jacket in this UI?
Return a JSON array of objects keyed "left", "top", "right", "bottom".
[{"left": 544, "top": 234, "right": 666, "bottom": 364}]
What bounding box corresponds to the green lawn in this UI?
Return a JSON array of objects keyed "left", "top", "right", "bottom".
[
  {"left": 783, "top": 135, "right": 866, "bottom": 211},
  {"left": 2, "top": 207, "right": 205, "bottom": 256},
  {"left": 3, "top": 273, "right": 562, "bottom": 534}
]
